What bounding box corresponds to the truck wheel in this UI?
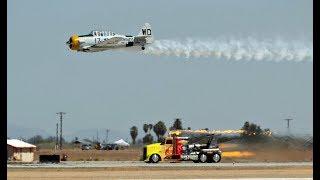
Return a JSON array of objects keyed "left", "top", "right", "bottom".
[
  {"left": 150, "top": 154, "right": 160, "bottom": 163},
  {"left": 193, "top": 160, "right": 199, "bottom": 163},
  {"left": 199, "top": 153, "right": 208, "bottom": 163},
  {"left": 212, "top": 153, "right": 221, "bottom": 163}
]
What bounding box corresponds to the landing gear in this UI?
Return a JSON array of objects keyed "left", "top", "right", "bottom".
[{"left": 141, "top": 46, "right": 145, "bottom": 50}]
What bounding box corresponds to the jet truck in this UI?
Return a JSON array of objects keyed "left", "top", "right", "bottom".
[{"left": 143, "top": 130, "right": 229, "bottom": 163}]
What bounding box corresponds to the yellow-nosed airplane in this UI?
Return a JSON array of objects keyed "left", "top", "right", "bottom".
[{"left": 66, "top": 23, "right": 153, "bottom": 52}]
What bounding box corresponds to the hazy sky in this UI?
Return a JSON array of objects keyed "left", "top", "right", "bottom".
[{"left": 8, "top": 0, "right": 312, "bottom": 140}]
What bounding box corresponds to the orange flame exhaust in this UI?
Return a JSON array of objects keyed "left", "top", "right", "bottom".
[{"left": 222, "top": 151, "right": 256, "bottom": 158}]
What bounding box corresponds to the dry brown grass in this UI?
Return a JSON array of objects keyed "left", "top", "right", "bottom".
[
  {"left": 220, "top": 143, "right": 313, "bottom": 162},
  {"left": 34, "top": 144, "right": 312, "bottom": 162},
  {"left": 35, "top": 148, "right": 142, "bottom": 161}
]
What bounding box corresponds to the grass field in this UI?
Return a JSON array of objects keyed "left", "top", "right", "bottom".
[
  {"left": 34, "top": 148, "right": 142, "bottom": 161},
  {"left": 33, "top": 143, "right": 313, "bottom": 162}
]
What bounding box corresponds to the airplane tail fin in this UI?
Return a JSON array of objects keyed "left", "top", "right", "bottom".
[{"left": 138, "top": 23, "right": 152, "bottom": 36}]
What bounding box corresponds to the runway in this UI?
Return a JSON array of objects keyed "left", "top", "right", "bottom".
[
  {"left": 7, "top": 161, "right": 312, "bottom": 179},
  {"left": 7, "top": 161, "right": 312, "bottom": 169}
]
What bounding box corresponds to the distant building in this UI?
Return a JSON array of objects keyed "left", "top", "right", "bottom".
[
  {"left": 73, "top": 140, "right": 82, "bottom": 148},
  {"left": 7, "top": 139, "right": 36, "bottom": 162}
]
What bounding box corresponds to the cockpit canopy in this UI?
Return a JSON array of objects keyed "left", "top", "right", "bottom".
[
  {"left": 79, "top": 30, "right": 116, "bottom": 37},
  {"left": 91, "top": 31, "right": 116, "bottom": 36}
]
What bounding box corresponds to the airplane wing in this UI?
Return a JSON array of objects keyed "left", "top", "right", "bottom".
[
  {"left": 93, "top": 37, "right": 125, "bottom": 47},
  {"left": 134, "top": 35, "right": 154, "bottom": 45},
  {"left": 134, "top": 36, "right": 147, "bottom": 44}
]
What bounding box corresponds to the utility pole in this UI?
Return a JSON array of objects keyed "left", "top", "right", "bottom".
[
  {"left": 56, "top": 123, "right": 59, "bottom": 150},
  {"left": 284, "top": 118, "right": 293, "bottom": 134},
  {"left": 96, "top": 130, "right": 99, "bottom": 143},
  {"left": 105, "top": 129, "right": 110, "bottom": 144},
  {"left": 57, "top": 112, "right": 66, "bottom": 150}
]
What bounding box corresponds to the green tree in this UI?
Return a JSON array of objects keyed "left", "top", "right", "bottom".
[
  {"left": 153, "top": 121, "right": 167, "bottom": 142},
  {"left": 148, "top": 124, "right": 153, "bottom": 133},
  {"left": 43, "top": 136, "right": 56, "bottom": 143},
  {"left": 249, "top": 123, "right": 256, "bottom": 134},
  {"left": 240, "top": 121, "right": 269, "bottom": 143},
  {"left": 263, "top": 128, "right": 271, "bottom": 135},
  {"left": 256, "top": 125, "right": 262, "bottom": 135},
  {"left": 169, "top": 118, "right": 183, "bottom": 130},
  {"left": 143, "top": 134, "right": 154, "bottom": 144},
  {"left": 130, "top": 126, "right": 138, "bottom": 144},
  {"left": 143, "top": 124, "right": 149, "bottom": 133},
  {"left": 27, "top": 135, "right": 44, "bottom": 144},
  {"left": 241, "top": 121, "right": 250, "bottom": 135}
]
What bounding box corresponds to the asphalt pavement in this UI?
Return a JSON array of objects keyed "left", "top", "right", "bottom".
[{"left": 7, "top": 161, "right": 312, "bottom": 169}]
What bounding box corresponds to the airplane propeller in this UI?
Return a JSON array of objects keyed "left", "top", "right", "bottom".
[{"left": 66, "top": 38, "right": 72, "bottom": 49}]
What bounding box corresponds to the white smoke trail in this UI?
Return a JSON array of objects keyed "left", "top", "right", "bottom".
[{"left": 143, "top": 38, "right": 313, "bottom": 62}]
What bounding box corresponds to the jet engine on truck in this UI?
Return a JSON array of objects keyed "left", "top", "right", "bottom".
[{"left": 180, "top": 134, "right": 222, "bottom": 163}]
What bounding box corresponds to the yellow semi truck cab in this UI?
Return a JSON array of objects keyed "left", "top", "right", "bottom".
[{"left": 142, "top": 138, "right": 173, "bottom": 163}]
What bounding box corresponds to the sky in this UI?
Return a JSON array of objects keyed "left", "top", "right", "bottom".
[{"left": 7, "top": 0, "right": 313, "bottom": 141}]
